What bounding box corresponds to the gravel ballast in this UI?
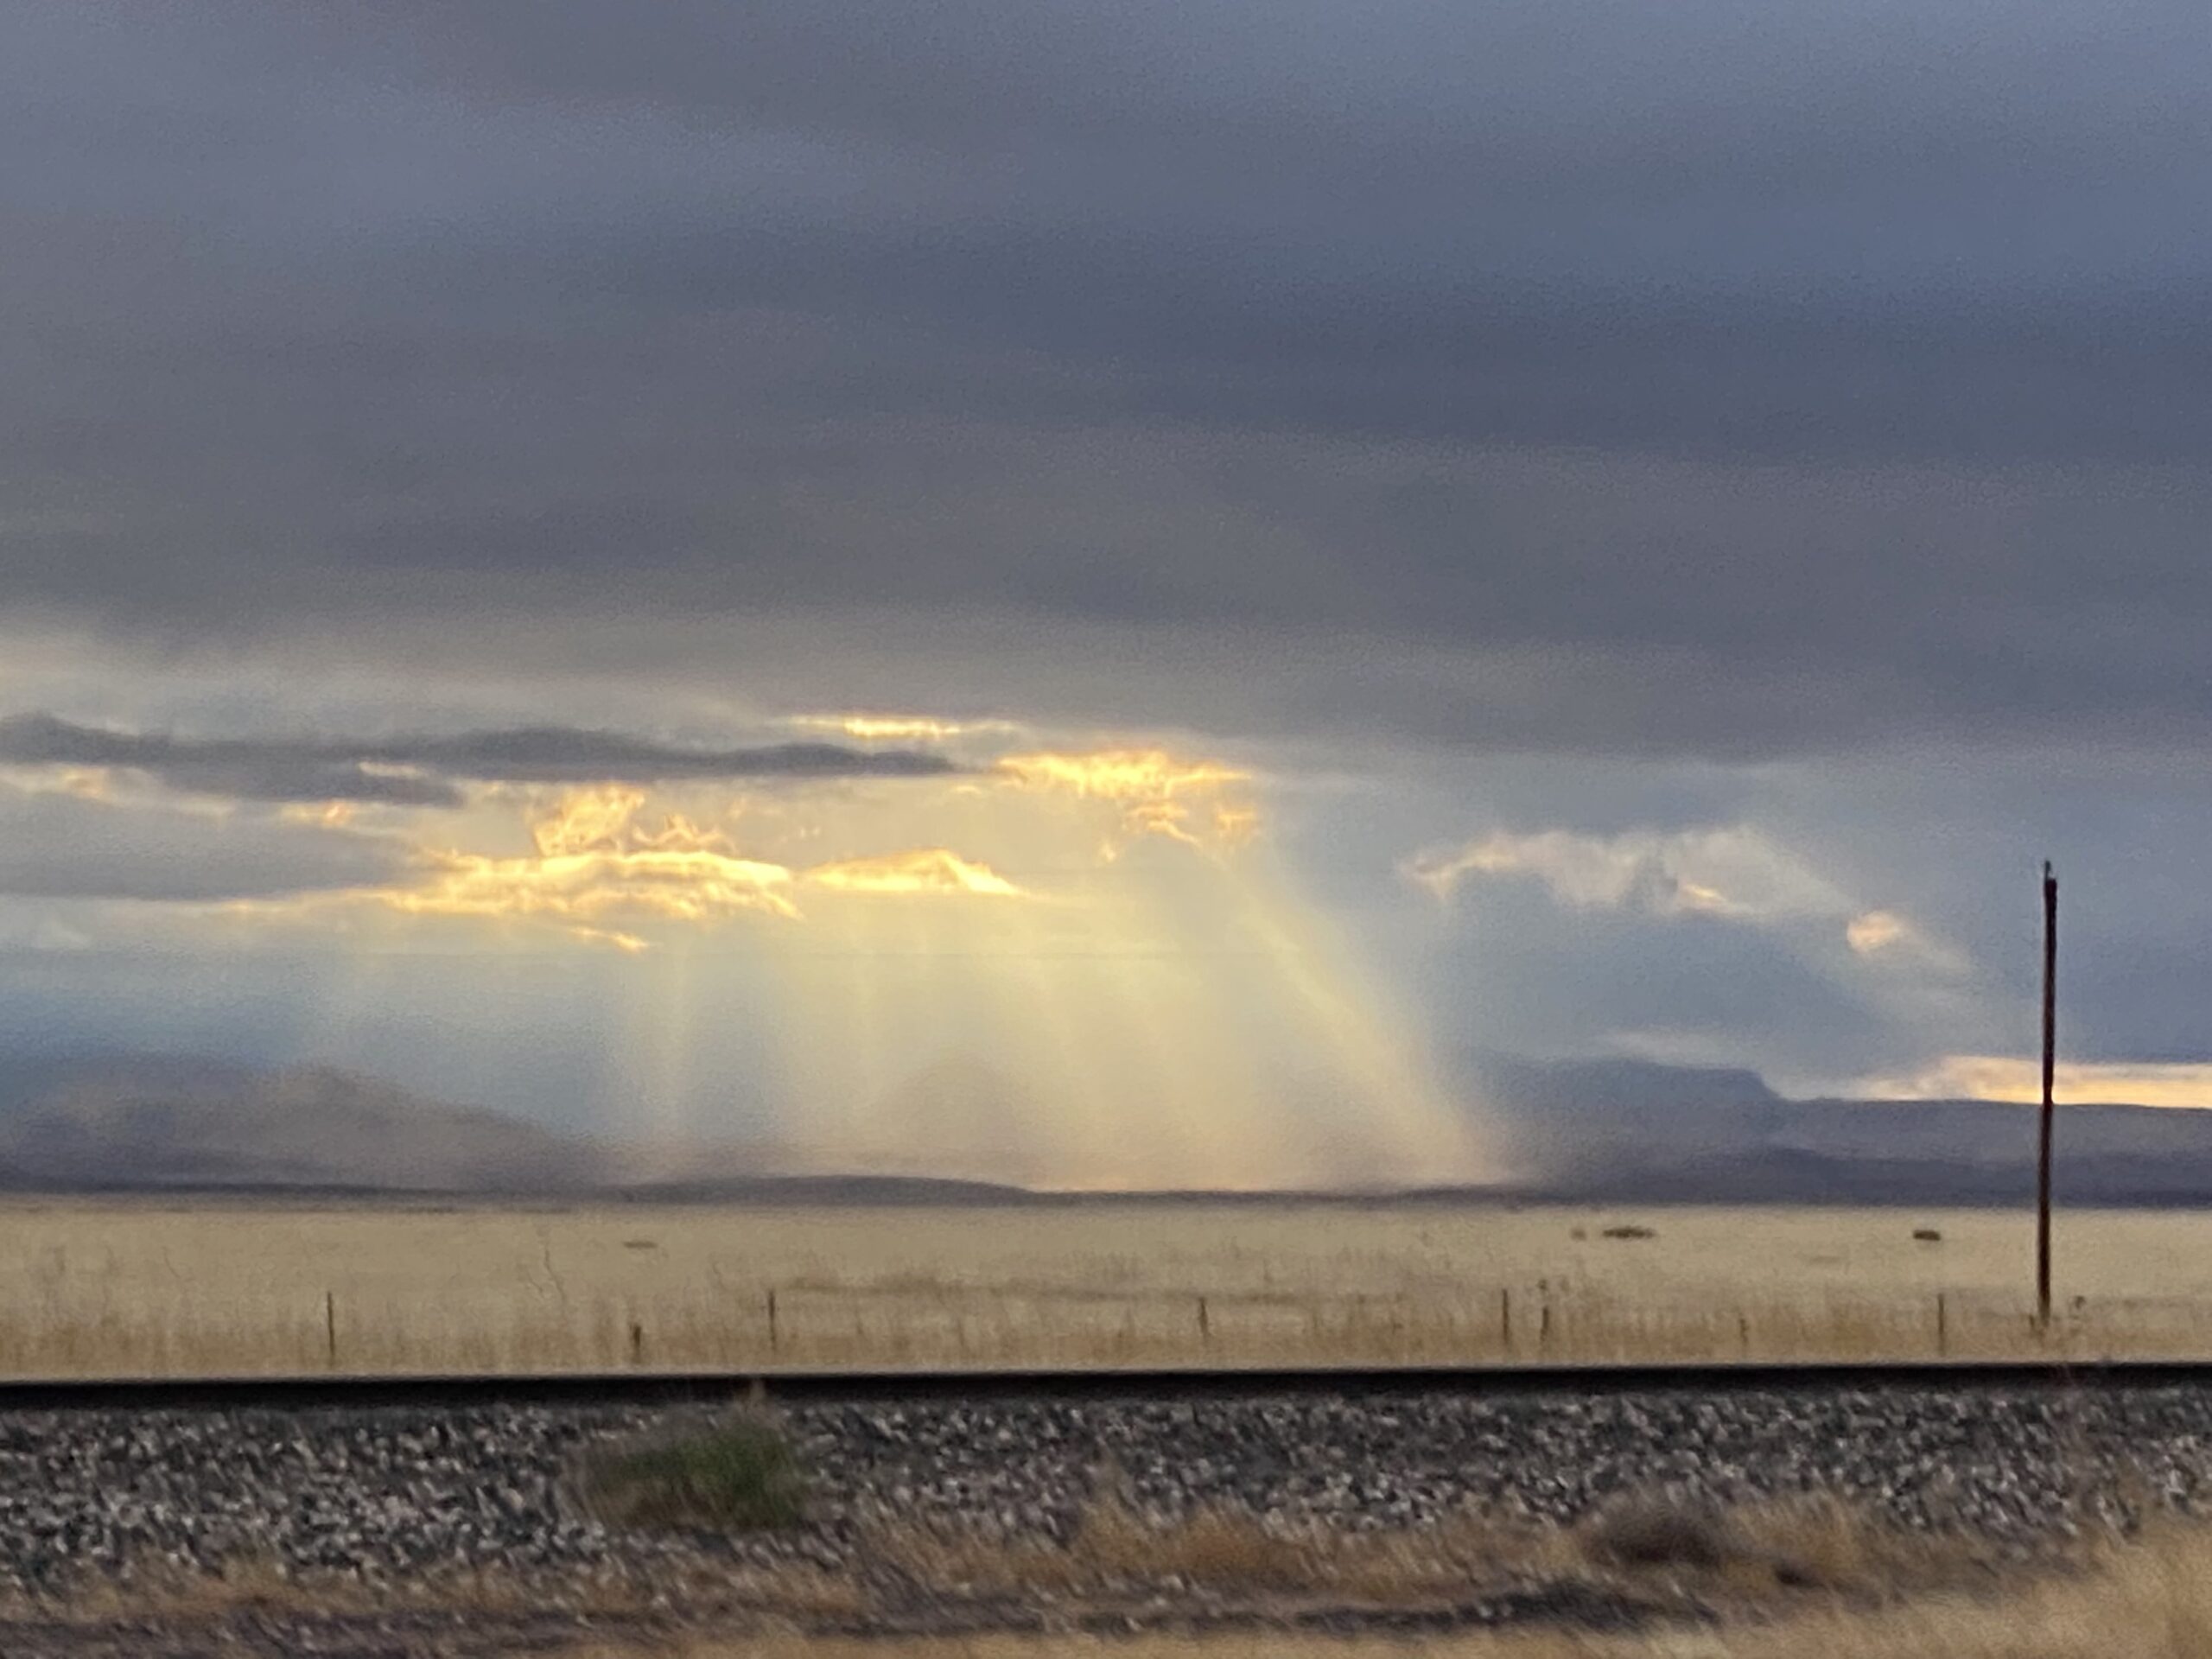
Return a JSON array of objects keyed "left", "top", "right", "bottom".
[{"left": 0, "top": 1381, "right": 2201, "bottom": 1597}]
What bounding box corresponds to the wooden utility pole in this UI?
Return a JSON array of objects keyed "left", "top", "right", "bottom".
[{"left": 2037, "top": 861, "right": 2058, "bottom": 1325}]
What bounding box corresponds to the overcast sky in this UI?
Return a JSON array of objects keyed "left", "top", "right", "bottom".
[{"left": 4, "top": 2, "right": 2211, "bottom": 1165}]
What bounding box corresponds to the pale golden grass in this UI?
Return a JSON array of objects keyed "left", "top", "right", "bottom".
[
  {"left": 865, "top": 1485, "right": 1986, "bottom": 1608},
  {"left": 1, "top": 1198, "right": 2209, "bottom": 1377},
  {"left": 870, "top": 1489, "right": 1583, "bottom": 1604},
  {"left": 555, "top": 1522, "right": 2212, "bottom": 1659},
  {"left": 8, "top": 1548, "right": 868, "bottom": 1630}
]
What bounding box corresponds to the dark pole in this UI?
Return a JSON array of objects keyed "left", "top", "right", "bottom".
[{"left": 2037, "top": 861, "right": 2058, "bottom": 1325}]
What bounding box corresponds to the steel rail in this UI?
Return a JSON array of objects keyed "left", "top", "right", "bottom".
[{"left": 0, "top": 1357, "right": 2207, "bottom": 1412}]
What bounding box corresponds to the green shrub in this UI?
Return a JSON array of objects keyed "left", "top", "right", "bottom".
[{"left": 584, "top": 1412, "right": 805, "bottom": 1532}]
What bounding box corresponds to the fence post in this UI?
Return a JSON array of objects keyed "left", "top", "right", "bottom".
[
  {"left": 1936, "top": 1292, "right": 1948, "bottom": 1358},
  {"left": 325, "top": 1290, "right": 337, "bottom": 1370},
  {"left": 1500, "top": 1287, "right": 1511, "bottom": 1353},
  {"left": 766, "top": 1288, "right": 779, "bottom": 1352},
  {"left": 1197, "top": 1295, "right": 1210, "bottom": 1344}
]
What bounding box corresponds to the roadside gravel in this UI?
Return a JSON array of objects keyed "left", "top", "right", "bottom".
[
  {"left": 0, "top": 1384, "right": 2202, "bottom": 1587},
  {"left": 0, "top": 1382, "right": 2202, "bottom": 1648}
]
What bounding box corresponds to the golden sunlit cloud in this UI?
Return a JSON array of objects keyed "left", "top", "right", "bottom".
[
  {"left": 235, "top": 747, "right": 1261, "bottom": 949},
  {"left": 388, "top": 838, "right": 801, "bottom": 939},
  {"left": 231, "top": 785, "right": 800, "bottom": 950},
  {"left": 246, "top": 782, "right": 1034, "bottom": 948},
  {"left": 804, "top": 848, "right": 1022, "bottom": 898},
  {"left": 996, "top": 748, "right": 1259, "bottom": 854},
  {"left": 997, "top": 749, "right": 1249, "bottom": 798},
  {"left": 1846, "top": 908, "right": 1909, "bottom": 954},
  {"left": 1861, "top": 1056, "right": 2212, "bottom": 1109},
  {"left": 3, "top": 765, "right": 114, "bottom": 801},
  {"left": 532, "top": 784, "right": 659, "bottom": 855},
  {"left": 798, "top": 713, "right": 1014, "bottom": 742},
  {"left": 1673, "top": 879, "right": 1735, "bottom": 916},
  {"left": 1211, "top": 802, "right": 1262, "bottom": 849},
  {"left": 290, "top": 747, "right": 1254, "bottom": 945},
  {"left": 1841, "top": 908, "right": 1966, "bottom": 973},
  {"left": 281, "top": 800, "right": 359, "bottom": 829}
]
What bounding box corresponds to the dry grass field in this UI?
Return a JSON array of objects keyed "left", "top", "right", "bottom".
[
  {"left": 0, "top": 1198, "right": 2208, "bottom": 1378},
  {"left": 22, "top": 1466, "right": 2195, "bottom": 1656},
  {"left": 556, "top": 1521, "right": 2212, "bottom": 1657},
  {"left": 544, "top": 1497, "right": 2212, "bottom": 1658}
]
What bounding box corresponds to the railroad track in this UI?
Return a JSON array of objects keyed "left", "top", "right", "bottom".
[{"left": 0, "top": 1355, "right": 2208, "bottom": 1410}]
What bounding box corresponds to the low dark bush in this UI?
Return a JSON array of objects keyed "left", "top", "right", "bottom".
[{"left": 584, "top": 1412, "right": 805, "bottom": 1531}]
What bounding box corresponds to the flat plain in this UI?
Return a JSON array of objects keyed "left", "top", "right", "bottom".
[{"left": 0, "top": 1198, "right": 2208, "bottom": 1378}]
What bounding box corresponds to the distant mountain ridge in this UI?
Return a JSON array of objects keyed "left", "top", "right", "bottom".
[
  {"left": 0, "top": 1058, "right": 597, "bottom": 1192},
  {"left": 1466, "top": 1052, "right": 2212, "bottom": 1207},
  {"left": 0, "top": 1053, "right": 1041, "bottom": 1201},
  {"left": 6, "top": 1050, "right": 2212, "bottom": 1205}
]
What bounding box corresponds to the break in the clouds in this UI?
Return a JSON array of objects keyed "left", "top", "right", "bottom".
[
  {"left": 4, "top": 2, "right": 2212, "bottom": 1142},
  {"left": 0, "top": 715, "right": 955, "bottom": 807}
]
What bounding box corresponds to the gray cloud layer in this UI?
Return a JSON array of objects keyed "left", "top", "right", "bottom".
[
  {"left": 0, "top": 791, "right": 406, "bottom": 904},
  {"left": 4, "top": 3, "right": 2211, "bottom": 764},
  {"left": 0, "top": 715, "right": 954, "bottom": 806}
]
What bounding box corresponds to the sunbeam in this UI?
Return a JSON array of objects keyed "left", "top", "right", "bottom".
[{"left": 203, "top": 740, "right": 1492, "bottom": 1190}]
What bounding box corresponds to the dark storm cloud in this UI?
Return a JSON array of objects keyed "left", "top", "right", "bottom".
[
  {"left": 364, "top": 727, "right": 956, "bottom": 783},
  {"left": 0, "top": 715, "right": 955, "bottom": 805},
  {"left": 244, "top": 0, "right": 2212, "bottom": 464},
  {"left": 4, "top": 2, "right": 2212, "bottom": 764},
  {"left": 0, "top": 716, "right": 465, "bottom": 807}
]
